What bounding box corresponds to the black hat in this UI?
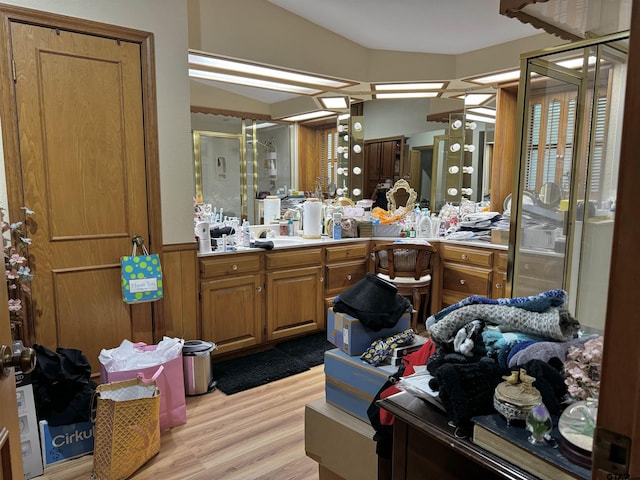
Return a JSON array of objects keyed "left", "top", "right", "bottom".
[{"left": 333, "top": 273, "right": 411, "bottom": 332}]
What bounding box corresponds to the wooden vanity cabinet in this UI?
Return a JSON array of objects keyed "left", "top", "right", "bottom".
[
  {"left": 199, "top": 253, "right": 264, "bottom": 355},
  {"left": 265, "top": 247, "right": 324, "bottom": 341},
  {"left": 324, "top": 242, "right": 369, "bottom": 312},
  {"left": 439, "top": 243, "right": 509, "bottom": 308}
]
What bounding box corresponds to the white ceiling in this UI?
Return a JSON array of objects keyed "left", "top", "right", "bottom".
[
  {"left": 267, "top": 0, "right": 541, "bottom": 55},
  {"left": 194, "top": 0, "right": 544, "bottom": 107}
]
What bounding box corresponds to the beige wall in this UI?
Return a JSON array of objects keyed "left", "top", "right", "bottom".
[{"left": 0, "top": 0, "right": 196, "bottom": 245}]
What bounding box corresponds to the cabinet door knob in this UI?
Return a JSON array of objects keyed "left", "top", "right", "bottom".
[
  {"left": 320, "top": 276, "right": 324, "bottom": 283},
  {"left": 232, "top": 264, "right": 238, "bottom": 271},
  {"left": 460, "top": 279, "right": 466, "bottom": 285},
  {"left": 256, "top": 286, "right": 262, "bottom": 292},
  {"left": 460, "top": 254, "right": 468, "bottom": 260},
  {"left": 496, "top": 283, "right": 502, "bottom": 289},
  {"left": 346, "top": 274, "right": 352, "bottom": 281}
]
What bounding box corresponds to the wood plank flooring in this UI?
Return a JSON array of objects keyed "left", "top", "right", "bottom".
[{"left": 39, "top": 365, "right": 325, "bottom": 480}]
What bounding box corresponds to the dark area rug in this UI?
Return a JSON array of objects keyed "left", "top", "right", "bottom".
[
  {"left": 274, "top": 332, "right": 334, "bottom": 368},
  {"left": 214, "top": 332, "right": 334, "bottom": 395}
]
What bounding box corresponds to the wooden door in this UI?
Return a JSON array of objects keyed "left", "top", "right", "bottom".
[
  {"left": 364, "top": 141, "right": 382, "bottom": 196},
  {"left": 0, "top": 282, "right": 22, "bottom": 479},
  {"left": 0, "top": 11, "right": 161, "bottom": 373}
]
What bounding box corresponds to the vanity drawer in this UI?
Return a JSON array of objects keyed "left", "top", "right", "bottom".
[
  {"left": 325, "top": 242, "right": 368, "bottom": 263},
  {"left": 266, "top": 247, "right": 323, "bottom": 270},
  {"left": 443, "top": 245, "right": 493, "bottom": 268},
  {"left": 325, "top": 261, "right": 368, "bottom": 294},
  {"left": 442, "top": 264, "right": 492, "bottom": 297},
  {"left": 200, "top": 253, "right": 262, "bottom": 278}
]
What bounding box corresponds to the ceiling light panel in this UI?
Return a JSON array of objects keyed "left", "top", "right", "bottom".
[
  {"left": 374, "top": 92, "right": 439, "bottom": 99},
  {"left": 464, "top": 69, "right": 521, "bottom": 85},
  {"left": 188, "top": 52, "right": 354, "bottom": 89},
  {"left": 467, "top": 107, "right": 496, "bottom": 117},
  {"left": 373, "top": 82, "right": 445, "bottom": 91},
  {"left": 281, "top": 110, "right": 335, "bottom": 122},
  {"left": 319, "top": 96, "right": 349, "bottom": 109},
  {"left": 188, "top": 69, "right": 322, "bottom": 95}
]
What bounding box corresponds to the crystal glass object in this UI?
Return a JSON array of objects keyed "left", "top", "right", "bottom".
[{"left": 526, "top": 403, "right": 553, "bottom": 445}]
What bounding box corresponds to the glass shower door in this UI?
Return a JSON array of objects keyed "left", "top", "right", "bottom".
[{"left": 510, "top": 34, "right": 628, "bottom": 333}]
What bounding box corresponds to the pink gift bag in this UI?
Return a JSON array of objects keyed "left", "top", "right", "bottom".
[{"left": 100, "top": 343, "right": 187, "bottom": 431}]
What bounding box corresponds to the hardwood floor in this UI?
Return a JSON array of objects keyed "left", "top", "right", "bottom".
[{"left": 39, "top": 365, "right": 325, "bottom": 480}]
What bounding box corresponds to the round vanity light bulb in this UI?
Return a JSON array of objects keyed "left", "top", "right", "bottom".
[
  {"left": 353, "top": 144, "right": 362, "bottom": 154},
  {"left": 462, "top": 188, "right": 473, "bottom": 196},
  {"left": 447, "top": 188, "right": 458, "bottom": 196},
  {"left": 451, "top": 119, "right": 463, "bottom": 130},
  {"left": 466, "top": 121, "right": 477, "bottom": 130},
  {"left": 343, "top": 169, "right": 349, "bottom": 176},
  {"left": 338, "top": 125, "right": 345, "bottom": 133},
  {"left": 336, "top": 167, "right": 344, "bottom": 175},
  {"left": 337, "top": 146, "right": 344, "bottom": 154},
  {"left": 463, "top": 166, "right": 474, "bottom": 174},
  {"left": 336, "top": 188, "right": 344, "bottom": 196},
  {"left": 464, "top": 144, "right": 476, "bottom": 153},
  {"left": 450, "top": 143, "right": 461, "bottom": 153},
  {"left": 352, "top": 188, "right": 362, "bottom": 196},
  {"left": 343, "top": 152, "right": 349, "bottom": 159},
  {"left": 352, "top": 166, "right": 362, "bottom": 175},
  {"left": 354, "top": 122, "right": 362, "bottom": 132},
  {"left": 343, "top": 134, "right": 349, "bottom": 142},
  {"left": 448, "top": 166, "right": 460, "bottom": 174}
]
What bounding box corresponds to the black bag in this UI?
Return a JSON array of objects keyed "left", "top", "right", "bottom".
[{"left": 31, "top": 344, "right": 97, "bottom": 425}]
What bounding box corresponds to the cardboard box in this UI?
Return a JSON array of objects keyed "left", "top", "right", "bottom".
[
  {"left": 327, "top": 307, "right": 411, "bottom": 356},
  {"left": 490, "top": 228, "right": 509, "bottom": 245},
  {"left": 39, "top": 420, "right": 94, "bottom": 466},
  {"left": 15, "top": 370, "right": 44, "bottom": 479},
  {"left": 305, "top": 397, "right": 377, "bottom": 480},
  {"left": 324, "top": 348, "right": 396, "bottom": 423}
]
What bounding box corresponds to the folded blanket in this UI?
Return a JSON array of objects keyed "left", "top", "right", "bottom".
[
  {"left": 428, "top": 304, "right": 580, "bottom": 345},
  {"left": 426, "top": 289, "right": 567, "bottom": 328},
  {"left": 508, "top": 335, "right": 594, "bottom": 368}
]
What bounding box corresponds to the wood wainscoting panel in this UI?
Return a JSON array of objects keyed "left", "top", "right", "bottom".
[
  {"left": 52, "top": 265, "right": 139, "bottom": 374},
  {"left": 162, "top": 243, "right": 199, "bottom": 341}
]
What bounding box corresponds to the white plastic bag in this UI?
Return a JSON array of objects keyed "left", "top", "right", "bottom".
[{"left": 99, "top": 336, "right": 184, "bottom": 373}]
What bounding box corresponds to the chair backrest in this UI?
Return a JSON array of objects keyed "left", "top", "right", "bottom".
[{"left": 373, "top": 243, "right": 437, "bottom": 281}]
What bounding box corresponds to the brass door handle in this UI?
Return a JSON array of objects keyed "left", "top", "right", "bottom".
[{"left": 0, "top": 344, "right": 36, "bottom": 379}]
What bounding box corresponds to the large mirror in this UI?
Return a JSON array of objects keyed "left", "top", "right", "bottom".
[{"left": 192, "top": 112, "right": 293, "bottom": 224}]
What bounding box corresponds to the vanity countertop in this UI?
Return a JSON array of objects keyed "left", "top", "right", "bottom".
[{"left": 197, "top": 234, "right": 513, "bottom": 257}]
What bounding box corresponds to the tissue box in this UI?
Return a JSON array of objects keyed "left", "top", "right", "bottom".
[
  {"left": 522, "top": 226, "right": 556, "bottom": 249},
  {"left": 327, "top": 307, "right": 411, "bottom": 356},
  {"left": 324, "top": 348, "right": 396, "bottom": 423},
  {"left": 372, "top": 224, "right": 402, "bottom": 237},
  {"left": 15, "top": 370, "right": 43, "bottom": 479},
  {"left": 39, "top": 420, "right": 94, "bottom": 466}
]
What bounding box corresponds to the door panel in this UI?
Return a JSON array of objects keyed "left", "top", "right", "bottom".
[
  {"left": 11, "top": 23, "right": 153, "bottom": 369},
  {"left": 0, "top": 281, "right": 22, "bottom": 478}
]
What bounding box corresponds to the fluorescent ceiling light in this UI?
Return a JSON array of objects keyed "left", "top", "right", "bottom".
[
  {"left": 467, "top": 107, "right": 496, "bottom": 117},
  {"left": 318, "top": 96, "right": 349, "bottom": 109},
  {"left": 188, "top": 52, "right": 353, "bottom": 89},
  {"left": 373, "top": 82, "right": 445, "bottom": 91},
  {"left": 556, "top": 55, "right": 598, "bottom": 69},
  {"left": 189, "top": 69, "right": 322, "bottom": 95},
  {"left": 460, "top": 93, "right": 494, "bottom": 106},
  {"left": 465, "top": 113, "right": 496, "bottom": 124},
  {"left": 338, "top": 113, "right": 350, "bottom": 121},
  {"left": 465, "top": 69, "right": 521, "bottom": 85},
  {"left": 374, "top": 92, "right": 439, "bottom": 99},
  {"left": 281, "top": 110, "right": 335, "bottom": 122}
]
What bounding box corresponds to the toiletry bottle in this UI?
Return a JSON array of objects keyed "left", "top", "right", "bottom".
[
  {"left": 287, "top": 218, "right": 294, "bottom": 236},
  {"left": 332, "top": 213, "right": 342, "bottom": 240},
  {"left": 242, "top": 219, "right": 251, "bottom": 247}
]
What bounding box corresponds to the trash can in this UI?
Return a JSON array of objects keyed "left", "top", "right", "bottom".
[{"left": 182, "top": 340, "right": 216, "bottom": 396}]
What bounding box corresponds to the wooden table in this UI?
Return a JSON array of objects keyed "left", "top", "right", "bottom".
[{"left": 378, "top": 391, "right": 539, "bottom": 480}]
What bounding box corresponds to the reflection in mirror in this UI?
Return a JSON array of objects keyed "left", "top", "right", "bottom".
[
  {"left": 386, "top": 179, "right": 417, "bottom": 211},
  {"left": 191, "top": 113, "right": 292, "bottom": 224},
  {"left": 538, "top": 182, "right": 562, "bottom": 208}
]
